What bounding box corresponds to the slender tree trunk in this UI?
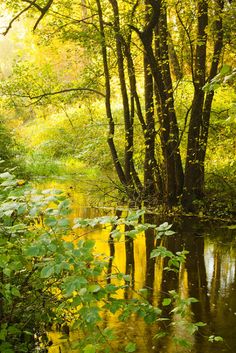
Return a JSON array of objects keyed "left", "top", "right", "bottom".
[
  {"left": 143, "top": 0, "right": 162, "bottom": 203},
  {"left": 109, "top": 0, "right": 143, "bottom": 202},
  {"left": 96, "top": 0, "right": 126, "bottom": 187},
  {"left": 183, "top": 0, "right": 208, "bottom": 210},
  {"left": 183, "top": 0, "right": 224, "bottom": 210},
  {"left": 122, "top": 39, "right": 144, "bottom": 195},
  {"left": 109, "top": 0, "right": 132, "bottom": 183},
  {"left": 198, "top": 0, "right": 225, "bottom": 192},
  {"left": 137, "top": 1, "right": 183, "bottom": 205},
  {"left": 157, "top": 2, "right": 184, "bottom": 197}
]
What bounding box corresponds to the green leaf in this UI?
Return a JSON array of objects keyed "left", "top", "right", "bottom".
[
  {"left": 111, "top": 229, "right": 122, "bottom": 241},
  {"left": 173, "top": 337, "right": 191, "bottom": 348},
  {"left": 17, "top": 204, "right": 27, "bottom": 215},
  {"left": 0, "top": 328, "right": 7, "bottom": 340},
  {"left": 58, "top": 218, "right": 70, "bottom": 227},
  {"left": 150, "top": 246, "right": 173, "bottom": 259},
  {"left": 40, "top": 265, "right": 54, "bottom": 278},
  {"left": 208, "top": 335, "right": 223, "bottom": 342},
  {"left": 153, "top": 331, "right": 168, "bottom": 340},
  {"left": 25, "top": 245, "right": 40, "bottom": 256},
  {"left": 123, "top": 274, "right": 131, "bottom": 282},
  {"left": 195, "top": 321, "right": 206, "bottom": 327},
  {"left": 11, "top": 286, "right": 21, "bottom": 297},
  {"left": 83, "top": 344, "right": 96, "bottom": 353},
  {"left": 45, "top": 217, "right": 57, "bottom": 227},
  {"left": 0, "top": 172, "right": 14, "bottom": 179},
  {"left": 125, "top": 342, "right": 136, "bottom": 352},
  {"left": 88, "top": 284, "right": 101, "bottom": 293},
  {"left": 164, "top": 230, "right": 175, "bottom": 236},
  {"left": 220, "top": 64, "right": 231, "bottom": 75},
  {"left": 162, "top": 298, "right": 171, "bottom": 306}
]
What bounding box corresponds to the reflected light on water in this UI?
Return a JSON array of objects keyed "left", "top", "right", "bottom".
[{"left": 37, "top": 180, "right": 236, "bottom": 353}]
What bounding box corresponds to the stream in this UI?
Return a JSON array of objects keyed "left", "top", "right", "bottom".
[{"left": 38, "top": 179, "right": 236, "bottom": 353}]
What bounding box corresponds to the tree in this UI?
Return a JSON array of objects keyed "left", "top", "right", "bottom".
[{"left": 1, "top": 0, "right": 235, "bottom": 210}]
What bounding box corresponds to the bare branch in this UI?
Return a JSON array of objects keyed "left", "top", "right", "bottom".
[
  {"left": 33, "top": 0, "right": 54, "bottom": 30},
  {"left": 21, "top": 0, "right": 43, "bottom": 12},
  {"left": 3, "top": 2, "right": 36, "bottom": 35},
  {"left": 50, "top": 9, "right": 96, "bottom": 23},
  {"left": 3, "top": 0, "right": 54, "bottom": 35},
  {"left": 2, "top": 87, "right": 106, "bottom": 101}
]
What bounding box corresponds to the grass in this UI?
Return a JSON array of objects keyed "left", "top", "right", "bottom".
[{"left": 21, "top": 153, "right": 102, "bottom": 179}]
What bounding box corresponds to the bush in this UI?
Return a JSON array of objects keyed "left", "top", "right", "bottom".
[{"left": 0, "top": 171, "right": 203, "bottom": 352}]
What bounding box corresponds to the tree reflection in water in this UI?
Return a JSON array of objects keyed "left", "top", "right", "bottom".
[{"left": 48, "top": 211, "right": 236, "bottom": 353}]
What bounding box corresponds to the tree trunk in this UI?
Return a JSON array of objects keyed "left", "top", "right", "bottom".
[
  {"left": 109, "top": 0, "right": 143, "bottom": 202},
  {"left": 96, "top": 0, "right": 127, "bottom": 187},
  {"left": 183, "top": 0, "right": 208, "bottom": 210},
  {"left": 183, "top": 0, "right": 224, "bottom": 210},
  {"left": 137, "top": 1, "right": 183, "bottom": 206},
  {"left": 143, "top": 0, "right": 162, "bottom": 204},
  {"left": 198, "top": 0, "right": 225, "bottom": 192},
  {"left": 168, "top": 31, "right": 183, "bottom": 81}
]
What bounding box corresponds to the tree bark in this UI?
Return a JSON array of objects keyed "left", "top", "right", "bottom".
[
  {"left": 96, "top": 0, "right": 127, "bottom": 187},
  {"left": 183, "top": 0, "right": 208, "bottom": 210},
  {"left": 198, "top": 0, "right": 225, "bottom": 193},
  {"left": 137, "top": 0, "right": 183, "bottom": 206},
  {"left": 183, "top": 0, "right": 224, "bottom": 210}
]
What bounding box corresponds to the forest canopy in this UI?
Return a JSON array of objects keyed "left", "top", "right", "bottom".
[{"left": 0, "top": 0, "right": 235, "bottom": 211}]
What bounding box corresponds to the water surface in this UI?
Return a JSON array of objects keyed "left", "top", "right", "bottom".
[{"left": 41, "top": 180, "right": 236, "bottom": 353}]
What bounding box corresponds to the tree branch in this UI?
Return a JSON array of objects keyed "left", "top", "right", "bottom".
[
  {"left": 33, "top": 0, "right": 54, "bottom": 30},
  {"left": 3, "top": 0, "right": 55, "bottom": 35},
  {"left": 2, "top": 87, "right": 106, "bottom": 101},
  {"left": 3, "top": 1, "right": 36, "bottom": 35},
  {"left": 21, "top": 0, "right": 43, "bottom": 12}
]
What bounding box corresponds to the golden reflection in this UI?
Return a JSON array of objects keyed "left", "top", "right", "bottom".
[{"left": 37, "top": 181, "right": 236, "bottom": 353}]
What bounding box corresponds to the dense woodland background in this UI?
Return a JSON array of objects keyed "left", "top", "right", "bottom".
[
  {"left": 0, "top": 1, "right": 236, "bottom": 352},
  {"left": 0, "top": 0, "right": 235, "bottom": 213}
]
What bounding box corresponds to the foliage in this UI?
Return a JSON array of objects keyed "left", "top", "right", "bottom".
[
  {"left": 203, "top": 65, "right": 236, "bottom": 92},
  {"left": 1, "top": 0, "right": 236, "bottom": 210},
  {"left": 0, "top": 170, "right": 209, "bottom": 352},
  {"left": 0, "top": 120, "right": 17, "bottom": 171}
]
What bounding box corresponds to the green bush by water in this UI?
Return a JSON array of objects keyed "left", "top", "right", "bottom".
[{"left": 0, "top": 170, "right": 210, "bottom": 353}]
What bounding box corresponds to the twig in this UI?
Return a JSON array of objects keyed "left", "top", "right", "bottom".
[
  {"left": 2, "top": 87, "right": 106, "bottom": 101},
  {"left": 3, "top": 2, "right": 35, "bottom": 35}
]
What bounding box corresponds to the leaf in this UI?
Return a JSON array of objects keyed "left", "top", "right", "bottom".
[
  {"left": 208, "top": 335, "right": 223, "bottom": 342},
  {"left": 123, "top": 274, "right": 131, "bottom": 282},
  {"left": 25, "top": 245, "right": 40, "bottom": 256},
  {"left": 157, "top": 222, "right": 172, "bottom": 231},
  {"left": 111, "top": 229, "right": 122, "bottom": 241},
  {"left": 126, "top": 209, "right": 145, "bottom": 222},
  {"left": 45, "top": 217, "right": 57, "bottom": 227},
  {"left": 83, "top": 344, "right": 96, "bottom": 353},
  {"left": 173, "top": 337, "right": 191, "bottom": 348},
  {"left": 125, "top": 342, "right": 136, "bottom": 352},
  {"left": 11, "top": 286, "right": 21, "bottom": 297},
  {"left": 164, "top": 230, "right": 176, "bottom": 236},
  {"left": 17, "top": 204, "right": 27, "bottom": 215},
  {"left": 220, "top": 64, "right": 231, "bottom": 75},
  {"left": 40, "top": 265, "right": 54, "bottom": 278},
  {"left": 58, "top": 218, "right": 70, "bottom": 227},
  {"left": 88, "top": 284, "right": 101, "bottom": 293},
  {"left": 150, "top": 247, "right": 173, "bottom": 259},
  {"left": 153, "top": 331, "right": 168, "bottom": 340},
  {"left": 162, "top": 298, "right": 171, "bottom": 306},
  {"left": 226, "top": 225, "right": 236, "bottom": 230},
  {"left": 0, "top": 172, "right": 14, "bottom": 179},
  {"left": 195, "top": 321, "right": 206, "bottom": 327}
]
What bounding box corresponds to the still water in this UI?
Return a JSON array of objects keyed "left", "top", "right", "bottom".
[{"left": 39, "top": 180, "right": 236, "bottom": 353}]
